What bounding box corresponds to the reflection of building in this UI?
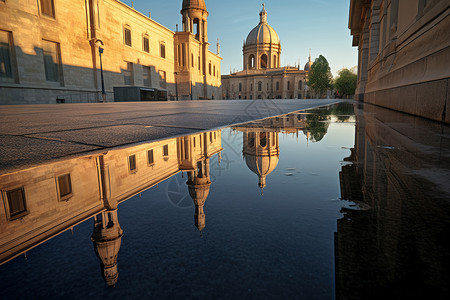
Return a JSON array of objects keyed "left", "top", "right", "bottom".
[
  {"left": 0, "top": 0, "right": 221, "bottom": 104},
  {"left": 234, "top": 112, "right": 311, "bottom": 192},
  {"left": 336, "top": 103, "right": 450, "bottom": 299},
  {"left": 178, "top": 131, "right": 222, "bottom": 231},
  {"left": 222, "top": 5, "right": 310, "bottom": 100},
  {"left": 242, "top": 129, "right": 280, "bottom": 193},
  {"left": 0, "top": 129, "right": 222, "bottom": 286},
  {"left": 348, "top": 0, "right": 450, "bottom": 123},
  {"left": 91, "top": 209, "right": 123, "bottom": 288}
]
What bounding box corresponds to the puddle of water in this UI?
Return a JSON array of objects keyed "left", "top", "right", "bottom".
[{"left": 0, "top": 102, "right": 449, "bottom": 299}]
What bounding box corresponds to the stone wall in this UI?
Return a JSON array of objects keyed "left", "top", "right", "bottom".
[{"left": 349, "top": 0, "right": 450, "bottom": 123}]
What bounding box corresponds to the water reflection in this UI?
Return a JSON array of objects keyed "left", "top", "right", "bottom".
[
  {"left": 0, "top": 129, "right": 223, "bottom": 287},
  {"left": 336, "top": 103, "right": 450, "bottom": 299},
  {"left": 1, "top": 102, "right": 448, "bottom": 298}
]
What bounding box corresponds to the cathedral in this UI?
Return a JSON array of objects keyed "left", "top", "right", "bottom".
[
  {"left": 222, "top": 5, "right": 313, "bottom": 100},
  {"left": 0, "top": 0, "right": 221, "bottom": 103}
]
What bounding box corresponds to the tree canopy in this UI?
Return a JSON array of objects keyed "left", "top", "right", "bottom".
[
  {"left": 307, "top": 55, "right": 333, "bottom": 98},
  {"left": 334, "top": 68, "right": 357, "bottom": 98}
]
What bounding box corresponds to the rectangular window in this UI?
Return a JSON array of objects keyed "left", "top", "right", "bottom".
[
  {"left": 160, "top": 43, "right": 166, "bottom": 58},
  {"left": 182, "top": 43, "right": 186, "bottom": 67},
  {"left": 143, "top": 36, "right": 149, "bottom": 53},
  {"left": 5, "top": 187, "right": 27, "bottom": 219},
  {"left": 159, "top": 70, "right": 166, "bottom": 89},
  {"left": 163, "top": 144, "right": 169, "bottom": 156},
  {"left": 40, "top": 0, "right": 55, "bottom": 18},
  {"left": 198, "top": 56, "right": 201, "bottom": 71},
  {"left": 0, "top": 30, "right": 14, "bottom": 82},
  {"left": 129, "top": 154, "right": 137, "bottom": 172},
  {"left": 57, "top": 174, "right": 72, "bottom": 200},
  {"left": 147, "top": 149, "right": 154, "bottom": 165},
  {"left": 143, "top": 66, "right": 151, "bottom": 87},
  {"left": 287, "top": 81, "right": 290, "bottom": 90},
  {"left": 42, "top": 40, "right": 62, "bottom": 83},
  {"left": 124, "top": 62, "right": 133, "bottom": 85},
  {"left": 124, "top": 27, "right": 132, "bottom": 46},
  {"left": 276, "top": 82, "right": 280, "bottom": 91}
]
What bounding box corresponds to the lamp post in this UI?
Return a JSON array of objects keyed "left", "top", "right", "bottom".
[
  {"left": 174, "top": 72, "right": 179, "bottom": 101},
  {"left": 95, "top": 39, "right": 106, "bottom": 103}
]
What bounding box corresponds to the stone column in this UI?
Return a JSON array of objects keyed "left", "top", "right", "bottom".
[
  {"left": 356, "top": 11, "right": 371, "bottom": 100},
  {"left": 369, "top": 1, "right": 381, "bottom": 63}
]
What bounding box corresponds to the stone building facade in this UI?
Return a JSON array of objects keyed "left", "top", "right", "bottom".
[
  {"left": 222, "top": 5, "right": 311, "bottom": 100},
  {"left": 0, "top": 0, "right": 222, "bottom": 104},
  {"left": 349, "top": 0, "right": 450, "bottom": 123}
]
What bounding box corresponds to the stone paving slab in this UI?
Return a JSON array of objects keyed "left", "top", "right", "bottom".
[{"left": 0, "top": 99, "right": 343, "bottom": 174}]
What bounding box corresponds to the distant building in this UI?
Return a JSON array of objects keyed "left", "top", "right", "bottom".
[
  {"left": 0, "top": 0, "right": 222, "bottom": 104},
  {"left": 222, "top": 5, "right": 312, "bottom": 100},
  {"left": 348, "top": 0, "right": 450, "bottom": 123}
]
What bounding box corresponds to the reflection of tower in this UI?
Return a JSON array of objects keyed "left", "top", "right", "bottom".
[
  {"left": 91, "top": 209, "right": 124, "bottom": 287},
  {"left": 187, "top": 159, "right": 211, "bottom": 232},
  {"left": 178, "top": 131, "right": 222, "bottom": 232},
  {"left": 242, "top": 129, "right": 280, "bottom": 193}
]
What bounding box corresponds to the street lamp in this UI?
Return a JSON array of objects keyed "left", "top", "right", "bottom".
[
  {"left": 174, "top": 72, "right": 179, "bottom": 101},
  {"left": 95, "top": 39, "right": 106, "bottom": 103}
]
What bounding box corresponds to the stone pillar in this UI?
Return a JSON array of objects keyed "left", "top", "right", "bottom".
[
  {"left": 369, "top": 1, "right": 381, "bottom": 63},
  {"left": 356, "top": 11, "right": 371, "bottom": 100}
]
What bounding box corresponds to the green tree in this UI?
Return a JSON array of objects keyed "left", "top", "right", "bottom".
[
  {"left": 334, "top": 68, "right": 357, "bottom": 98},
  {"left": 307, "top": 55, "right": 333, "bottom": 98}
]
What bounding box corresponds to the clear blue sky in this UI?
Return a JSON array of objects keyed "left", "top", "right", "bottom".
[{"left": 125, "top": 0, "right": 357, "bottom": 77}]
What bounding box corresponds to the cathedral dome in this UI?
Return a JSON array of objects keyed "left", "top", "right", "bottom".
[
  {"left": 245, "top": 5, "right": 280, "bottom": 46},
  {"left": 182, "top": 0, "right": 206, "bottom": 11},
  {"left": 304, "top": 55, "right": 313, "bottom": 71}
]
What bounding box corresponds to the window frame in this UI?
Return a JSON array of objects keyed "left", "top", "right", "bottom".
[
  {"left": 56, "top": 173, "right": 73, "bottom": 201},
  {"left": 42, "top": 39, "right": 63, "bottom": 85},
  {"left": 124, "top": 26, "right": 132, "bottom": 47},
  {"left": 39, "top": 0, "right": 56, "bottom": 19},
  {"left": 0, "top": 29, "right": 19, "bottom": 83},
  {"left": 163, "top": 144, "right": 169, "bottom": 157},
  {"left": 2, "top": 186, "right": 28, "bottom": 220},
  {"left": 160, "top": 42, "right": 166, "bottom": 59},
  {"left": 147, "top": 149, "right": 154, "bottom": 166},
  {"left": 143, "top": 35, "right": 149, "bottom": 53},
  {"left": 128, "top": 154, "right": 137, "bottom": 173}
]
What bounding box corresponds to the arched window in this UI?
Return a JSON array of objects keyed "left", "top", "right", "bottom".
[
  {"left": 249, "top": 55, "right": 255, "bottom": 69},
  {"left": 250, "top": 83, "right": 253, "bottom": 91},
  {"left": 276, "top": 81, "right": 280, "bottom": 91},
  {"left": 249, "top": 137, "right": 255, "bottom": 148},
  {"left": 260, "top": 133, "right": 267, "bottom": 147},
  {"left": 287, "top": 81, "right": 291, "bottom": 90},
  {"left": 273, "top": 55, "right": 277, "bottom": 67},
  {"left": 193, "top": 18, "right": 200, "bottom": 40},
  {"left": 299, "top": 80, "right": 302, "bottom": 90},
  {"left": 239, "top": 83, "right": 242, "bottom": 92},
  {"left": 261, "top": 54, "right": 268, "bottom": 69},
  {"left": 258, "top": 81, "right": 262, "bottom": 91}
]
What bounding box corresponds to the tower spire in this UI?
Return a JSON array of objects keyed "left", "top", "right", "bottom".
[{"left": 260, "top": 3, "right": 267, "bottom": 23}]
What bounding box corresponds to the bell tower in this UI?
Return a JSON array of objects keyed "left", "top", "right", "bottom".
[{"left": 181, "top": 0, "right": 209, "bottom": 42}]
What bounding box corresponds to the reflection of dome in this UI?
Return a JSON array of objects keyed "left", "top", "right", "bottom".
[
  {"left": 245, "top": 6, "right": 280, "bottom": 46},
  {"left": 245, "top": 155, "right": 279, "bottom": 180},
  {"left": 182, "top": 0, "right": 206, "bottom": 11}
]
